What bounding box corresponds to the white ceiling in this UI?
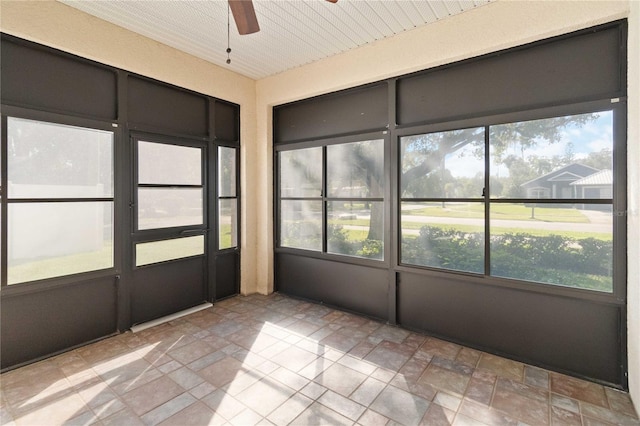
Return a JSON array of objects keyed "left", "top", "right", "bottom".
[{"left": 59, "top": 0, "right": 492, "bottom": 80}]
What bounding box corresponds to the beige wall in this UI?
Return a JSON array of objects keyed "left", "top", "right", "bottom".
[
  {"left": 256, "top": 0, "right": 637, "bottom": 405},
  {"left": 2, "top": 0, "right": 638, "bottom": 406},
  {"left": 0, "top": 0, "right": 260, "bottom": 293},
  {"left": 626, "top": 0, "right": 640, "bottom": 408}
]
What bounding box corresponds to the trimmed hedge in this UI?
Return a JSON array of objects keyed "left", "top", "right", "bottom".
[{"left": 402, "top": 226, "right": 612, "bottom": 291}]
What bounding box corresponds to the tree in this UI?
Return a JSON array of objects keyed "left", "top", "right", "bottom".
[
  {"left": 500, "top": 155, "right": 534, "bottom": 198},
  {"left": 400, "top": 114, "right": 599, "bottom": 200},
  {"left": 401, "top": 128, "right": 484, "bottom": 196},
  {"left": 327, "top": 140, "right": 384, "bottom": 240},
  {"left": 8, "top": 118, "right": 112, "bottom": 189},
  {"left": 283, "top": 112, "right": 602, "bottom": 250},
  {"left": 581, "top": 148, "right": 613, "bottom": 170}
]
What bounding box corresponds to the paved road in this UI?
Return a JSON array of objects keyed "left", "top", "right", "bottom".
[
  {"left": 344, "top": 210, "right": 611, "bottom": 235},
  {"left": 400, "top": 213, "right": 611, "bottom": 234}
]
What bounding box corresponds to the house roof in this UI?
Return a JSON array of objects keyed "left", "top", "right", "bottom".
[
  {"left": 520, "top": 163, "right": 600, "bottom": 188},
  {"left": 570, "top": 169, "right": 612, "bottom": 186}
]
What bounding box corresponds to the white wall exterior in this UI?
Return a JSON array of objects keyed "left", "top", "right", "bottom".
[{"left": 1, "top": 0, "right": 638, "bottom": 408}]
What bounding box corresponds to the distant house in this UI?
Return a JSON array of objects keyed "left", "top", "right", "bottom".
[
  {"left": 571, "top": 169, "right": 613, "bottom": 210},
  {"left": 520, "top": 163, "right": 600, "bottom": 199},
  {"left": 570, "top": 169, "right": 613, "bottom": 199}
]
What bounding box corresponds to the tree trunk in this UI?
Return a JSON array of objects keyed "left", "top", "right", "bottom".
[
  {"left": 367, "top": 202, "right": 383, "bottom": 240},
  {"left": 367, "top": 175, "right": 384, "bottom": 241}
]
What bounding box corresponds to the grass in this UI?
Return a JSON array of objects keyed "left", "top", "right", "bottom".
[
  {"left": 333, "top": 228, "right": 370, "bottom": 240},
  {"left": 136, "top": 236, "right": 204, "bottom": 266},
  {"left": 401, "top": 203, "right": 590, "bottom": 223},
  {"left": 219, "top": 224, "right": 235, "bottom": 249},
  {"left": 326, "top": 219, "right": 610, "bottom": 241},
  {"left": 329, "top": 219, "right": 371, "bottom": 227},
  {"left": 400, "top": 223, "right": 611, "bottom": 241},
  {"left": 330, "top": 223, "right": 610, "bottom": 242},
  {"left": 9, "top": 225, "right": 238, "bottom": 284},
  {"left": 8, "top": 245, "right": 114, "bottom": 285}
]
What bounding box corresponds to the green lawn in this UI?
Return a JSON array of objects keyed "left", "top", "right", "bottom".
[
  {"left": 402, "top": 203, "right": 590, "bottom": 223},
  {"left": 332, "top": 204, "right": 592, "bottom": 227},
  {"left": 8, "top": 245, "right": 114, "bottom": 285},
  {"left": 338, "top": 223, "right": 611, "bottom": 243},
  {"left": 9, "top": 225, "right": 237, "bottom": 285},
  {"left": 400, "top": 223, "right": 611, "bottom": 241},
  {"left": 219, "top": 224, "right": 234, "bottom": 249},
  {"left": 329, "top": 218, "right": 371, "bottom": 227},
  {"left": 330, "top": 210, "right": 608, "bottom": 240}
]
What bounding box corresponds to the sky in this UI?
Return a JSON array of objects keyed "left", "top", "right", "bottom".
[{"left": 445, "top": 110, "right": 613, "bottom": 178}]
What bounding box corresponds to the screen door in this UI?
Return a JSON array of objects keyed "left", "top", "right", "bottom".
[{"left": 130, "top": 137, "right": 208, "bottom": 324}]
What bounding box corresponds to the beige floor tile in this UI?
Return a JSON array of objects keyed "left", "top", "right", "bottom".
[
  {"left": 369, "top": 385, "right": 430, "bottom": 425},
  {"left": 318, "top": 390, "right": 366, "bottom": 421},
  {"left": 167, "top": 340, "right": 215, "bottom": 365},
  {"left": 270, "top": 346, "right": 319, "bottom": 373},
  {"left": 140, "top": 392, "right": 197, "bottom": 426},
  {"left": 290, "top": 401, "right": 352, "bottom": 426},
  {"left": 201, "top": 389, "right": 246, "bottom": 420},
  {"left": 267, "top": 393, "right": 314, "bottom": 425},
  {"left": 269, "top": 367, "right": 310, "bottom": 392},
  {"left": 357, "top": 408, "right": 390, "bottom": 426},
  {"left": 157, "top": 401, "right": 223, "bottom": 426},
  {"left": 313, "top": 363, "right": 368, "bottom": 397},
  {"left": 477, "top": 353, "right": 524, "bottom": 382},
  {"left": 12, "top": 393, "right": 88, "bottom": 426},
  {"left": 458, "top": 399, "right": 519, "bottom": 426},
  {"left": 550, "top": 372, "right": 608, "bottom": 408},
  {"left": 350, "top": 377, "right": 386, "bottom": 407},
  {"left": 419, "top": 338, "right": 463, "bottom": 360},
  {"left": 418, "top": 364, "right": 470, "bottom": 396},
  {"left": 2, "top": 294, "right": 638, "bottom": 426},
  {"left": 491, "top": 380, "right": 549, "bottom": 425},
  {"left": 550, "top": 405, "right": 582, "bottom": 425},
  {"left": 605, "top": 386, "right": 639, "bottom": 418},
  {"left": 235, "top": 377, "right": 296, "bottom": 417},
  {"left": 228, "top": 408, "right": 265, "bottom": 426},
  {"left": 124, "top": 376, "right": 184, "bottom": 416},
  {"left": 421, "top": 403, "right": 456, "bottom": 426},
  {"left": 102, "top": 406, "right": 145, "bottom": 426},
  {"left": 198, "top": 356, "right": 245, "bottom": 388}
]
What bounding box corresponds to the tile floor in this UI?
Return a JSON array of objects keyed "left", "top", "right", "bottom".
[{"left": 1, "top": 293, "right": 638, "bottom": 426}]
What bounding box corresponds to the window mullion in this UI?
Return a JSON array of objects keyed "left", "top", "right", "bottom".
[
  {"left": 322, "top": 145, "right": 328, "bottom": 254},
  {"left": 484, "top": 125, "right": 490, "bottom": 277},
  {"left": 1, "top": 114, "right": 7, "bottom": 287}
]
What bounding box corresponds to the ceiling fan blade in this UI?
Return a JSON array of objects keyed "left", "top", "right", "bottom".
[
  {"left": 229, "top": 0, "right": 260, "bottom": 35},
  {"left": 326, "top": 0, "right": 338, "bottom": 3}
]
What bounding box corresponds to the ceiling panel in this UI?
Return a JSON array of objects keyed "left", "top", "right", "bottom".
[{"left": 59, "top": 0, "right": 492, "bottom": 80}]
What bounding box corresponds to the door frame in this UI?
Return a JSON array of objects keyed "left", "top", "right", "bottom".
[{"left": 129, "top": 132, "right": 212, "bottom": 324}]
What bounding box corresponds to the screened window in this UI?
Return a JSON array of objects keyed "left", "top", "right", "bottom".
[
  {"left": 400, "top": 128, "right": 485, "bottom": 274},
  {"left": 279, "top": 147, "right": 323, "bottom": 251},
  {"left": 136, "top": 235, "right": 205, "bottom": 267},
  {"left": 489, "top": 111, "right": 614, "bottom": 292},
  {"left": 400, "top": 111, "right": 616, "bottom": 292},
  {"left": 6, "top": 117, "right": 114, "bottom": 284},
  {"left": 279, "top": 139, "right": 385, "bottom": 260},
  {"left": 136, "top": 141, "right": 203, "bottom": 230},
  {"left": 218, "top": 146, "right": 239, "bottom": 249}
]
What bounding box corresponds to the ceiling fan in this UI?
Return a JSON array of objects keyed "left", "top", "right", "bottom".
[{"left": 228, "top": 0, "right": 338, "bottom": 35}]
